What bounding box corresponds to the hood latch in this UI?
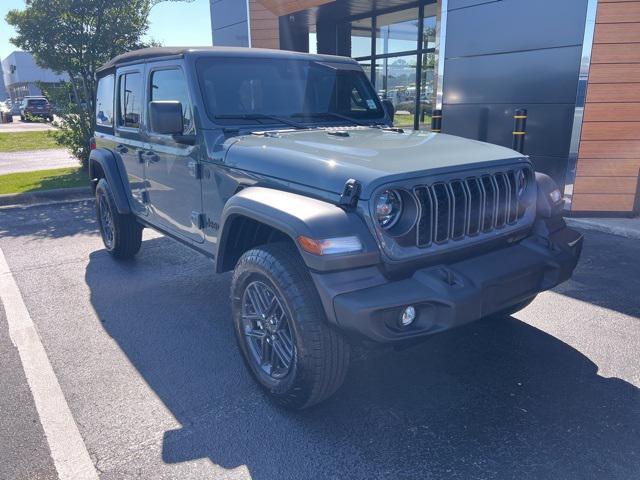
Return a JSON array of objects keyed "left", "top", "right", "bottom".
[{"left": 339, "top": 179, "right": 361, "bottom": 209}]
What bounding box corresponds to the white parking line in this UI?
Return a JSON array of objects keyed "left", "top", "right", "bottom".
[{"left": 0, "top": 245, "right": 98, "bottom": 480}]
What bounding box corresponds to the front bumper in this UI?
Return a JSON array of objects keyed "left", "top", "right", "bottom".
[{"left": 313, "top": 220, "right": 583, "bottom": 343}]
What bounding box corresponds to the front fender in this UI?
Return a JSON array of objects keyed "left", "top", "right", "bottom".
[
  {"left": 218, "top": 187, "right": 380, "bottom": 272},
  {"left": 89, "top": 148, "right": 133, "bottom": 214}
]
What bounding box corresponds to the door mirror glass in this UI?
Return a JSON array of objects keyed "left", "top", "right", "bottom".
[{"left": 149, "top": 101, "right": 183, "bottom": 135}]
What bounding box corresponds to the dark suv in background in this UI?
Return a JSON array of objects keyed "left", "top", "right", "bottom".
[
  {"left": 20, "top": 96, "right": 54, "bottom": 122},
  {"left": 90, "top": 47, "right": 582, "bottom": 410}
]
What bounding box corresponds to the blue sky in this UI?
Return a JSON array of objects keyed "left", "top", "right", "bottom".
[{"left": 1, "top": 0, "right": 213, "bottom": 61}]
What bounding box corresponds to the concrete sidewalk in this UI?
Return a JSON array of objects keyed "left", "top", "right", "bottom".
[
  {"left": 566, "top": 217, "right": 640, "bottom": 240},
  {"left": 0, "top": 149, "right": 78, "bottom": 175}
]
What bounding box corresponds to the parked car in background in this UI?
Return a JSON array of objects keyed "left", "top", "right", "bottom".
[
  {"left": 19, "top": 96, "right": 54, "bottom": 122},
  {"left": 90, "top": 47, "right": 583, "bottom": 410}
]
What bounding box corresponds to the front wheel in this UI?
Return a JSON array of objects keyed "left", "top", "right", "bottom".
[
  {"left": 95, "top": 178, "right": 142, "bottom": 259},
  {"left": 231, "top": 243, "right": 350, "bottom": 410}
]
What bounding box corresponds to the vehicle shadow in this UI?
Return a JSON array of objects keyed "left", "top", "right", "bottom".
[
  {"left": 85, "top": 236, "right": 640, "bottom": 480},
  {"left": 0, "top": 200, "right": 96, "bottom": 239}
]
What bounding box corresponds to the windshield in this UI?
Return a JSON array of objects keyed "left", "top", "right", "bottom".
[
  {"left": 197, "top": 57, "right": 385, "bottom": 127},
  {"left": 27, "top": 99, "right": 48, "bottom": 107}
]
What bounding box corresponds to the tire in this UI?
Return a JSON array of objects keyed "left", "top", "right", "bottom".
[
  {"left": 231, "top": 242, "right": 350, "bottom": 410},
  {"left": 491, "top": 295, "right": 537, "bottom": 319},
  {"left": 95, "top": 178, "right": 142, "bottom": 259}
]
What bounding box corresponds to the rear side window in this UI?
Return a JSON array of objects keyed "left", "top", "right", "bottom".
[
  {"left": 118, "top": 72, "right": 143, "bottom": 129},
  {"left": 95, "top": 75, "right": 114, "bottom": 127},
  {"left": 150, "top": 68, "right": 194, "bottom": 134}
]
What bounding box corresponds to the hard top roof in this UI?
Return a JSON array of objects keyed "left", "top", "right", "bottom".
[{"left": 97, "top": 47, "right": 356, "bottom": 73}]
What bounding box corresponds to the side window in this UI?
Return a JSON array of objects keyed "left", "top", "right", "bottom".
[
  {"left": 150, "top": 69, "right": 194, "bottom": 134},
  {"left": 95, "top": 74, "right": 114, "bottom": 127},
  {"left": 118, "top": 72, "right": 142, "bottom": 129}
]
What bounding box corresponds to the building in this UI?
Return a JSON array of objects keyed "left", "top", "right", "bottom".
[
  {"left": 210, "top": 0, "right": 639, "bottom": 216},
  {"left": 0, "top": 63, "right": 7, "bottom": 100},
  {"left": 1, "top": 51, "right": 68, "bottom": 105}
]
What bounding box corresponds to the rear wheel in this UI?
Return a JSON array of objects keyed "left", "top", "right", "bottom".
[
  {"left": 231, "top": 243, "right": 350, "bottom": 410},
  {"left": 95, "top": 178, "right": 142, "bottom": 259}
]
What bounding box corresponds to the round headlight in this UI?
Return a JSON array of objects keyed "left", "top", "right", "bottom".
[
  {"left": 375, "top": 189, "right": 403, "bottom": 229},
  {"left": 516, "top": 169, "right": 528, "bottom": 198}
]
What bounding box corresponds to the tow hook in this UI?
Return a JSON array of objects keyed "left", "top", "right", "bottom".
[{"left": 339, "top": 178, "right": 361, "bottom": 209}]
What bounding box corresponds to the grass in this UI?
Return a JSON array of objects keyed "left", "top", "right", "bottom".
[
  {"left": 393, "top": 114, "right": 433, "bottom": 129},
  {"left": 0, "top": 167, "right": 88, "bottom": 195},
  {"left": 0, "top": 131, "right": 60, "bottom": 152}
]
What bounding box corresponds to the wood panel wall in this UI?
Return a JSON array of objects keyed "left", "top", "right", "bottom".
[
  {"left": 250, "top": 0, "right": 280, "bottom": 50},
  {"left": 573, "top": 0, "right": 640, "bottom": 213}
]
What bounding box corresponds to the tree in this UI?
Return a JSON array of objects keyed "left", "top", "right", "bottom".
[{"left": 6, "top": 0, "right": 191, "bottom": 167}]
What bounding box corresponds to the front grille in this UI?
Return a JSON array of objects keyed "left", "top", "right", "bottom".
[{"left": 414, "top": 170, "right": 528, "bottom": 248}]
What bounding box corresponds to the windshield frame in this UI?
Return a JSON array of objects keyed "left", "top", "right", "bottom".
[{"left": 195, "top": 56, "right": 388, "bottom": 129}]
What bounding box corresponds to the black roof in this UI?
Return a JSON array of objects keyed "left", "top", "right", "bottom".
[{"left": 97, "top": 46, "right": 354, "bottom": 73}]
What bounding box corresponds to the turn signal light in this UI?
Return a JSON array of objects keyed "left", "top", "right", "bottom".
[{"left": 297, "top": 235, "right": 362, "bottom": 256}]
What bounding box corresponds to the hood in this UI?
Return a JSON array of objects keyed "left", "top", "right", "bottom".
[{"left": 223, "top": 128, "right": 527, "bottom": 200}]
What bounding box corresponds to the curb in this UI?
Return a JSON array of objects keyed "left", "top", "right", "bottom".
[
  {"left": 566, "top": 217, "right": 640, "bottom": 240},
  {"left": 0, "top": 186, "right": 92, "bottom": 208}
]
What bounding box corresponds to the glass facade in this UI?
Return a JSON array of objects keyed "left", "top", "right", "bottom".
[{"left": 347, "top": 1, "right": 438, "bottom": 130}]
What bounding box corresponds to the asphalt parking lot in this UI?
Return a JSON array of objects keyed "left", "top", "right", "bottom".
[{"left": 1, "top": 200, "right": 639, "bottom": 480}]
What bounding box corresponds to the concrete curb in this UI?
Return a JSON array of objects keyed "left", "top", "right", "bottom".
[
  {"left": 0, "top": 186, "right": 92, "bottom": 208},
  {"left": 566, "top": 217, "right": 640, "bottom": 240}
]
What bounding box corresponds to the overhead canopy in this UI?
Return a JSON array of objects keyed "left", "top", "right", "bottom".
[{"left": 257, "top": 0, "right": 336, "bottom": 16}]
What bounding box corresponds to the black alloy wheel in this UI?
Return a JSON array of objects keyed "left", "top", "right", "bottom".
[{"left": 241, "top": 280, "right": 295, "bottom": 379}]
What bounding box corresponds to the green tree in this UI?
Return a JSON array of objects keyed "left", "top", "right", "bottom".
[{"left": 6, "top": 0, "right": 191, "bottom": 167}]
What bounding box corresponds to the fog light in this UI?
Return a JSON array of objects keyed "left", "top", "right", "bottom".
[{"left": 400, "top": 306, "right": 416, "bottom": 327}]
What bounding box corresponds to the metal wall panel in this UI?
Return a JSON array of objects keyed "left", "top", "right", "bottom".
[
  {"left": 448, "top": 0, "right": 496, "bottom": 10},
  {"left": 447, "top": 0, "right": 587, "bottom": 58},
  {"left": 212, "top": 22, "right": 250, "bottom": 47},
  {"left": 441, "top": 0, "right": 589, "bottom": 186},
  {"left": 210, "top": 0, "right": 248, "bottom": 30},
  {"left": 211, "top": 0, "right": 249, "bottom": 47},
  {"left": 443, "top": 47, "right": 582, "bottom": 105},
  {"left": 442, "top": 104, "right": 575, "bottom": 158}
]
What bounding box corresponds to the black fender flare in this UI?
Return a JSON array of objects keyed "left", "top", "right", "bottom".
[
  {"left": 88, "top": 148, "right": 134, "bottom": 214},
  {"left": 217, "top": 187, "right": 380, "bottom": 272}
]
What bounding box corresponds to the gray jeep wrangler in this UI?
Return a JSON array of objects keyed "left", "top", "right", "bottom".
[{"left": 91, "top": 47, "right": 582, "bottom": 409}]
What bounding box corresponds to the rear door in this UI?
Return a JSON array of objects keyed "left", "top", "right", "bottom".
[
  {"left": 144, "top": 62, "right": 203, "bottom": 243},
  {"left": 114, "top": 67, "right": 148, "bottom": 213}
]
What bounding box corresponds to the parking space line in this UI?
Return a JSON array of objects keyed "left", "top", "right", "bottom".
[{"left": 0, "top": 245, "right": 98, "bottom": 480}]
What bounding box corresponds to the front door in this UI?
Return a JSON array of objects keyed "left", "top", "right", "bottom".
[{"left": 144, "top": 64, "right": 203, "bottom": 243}]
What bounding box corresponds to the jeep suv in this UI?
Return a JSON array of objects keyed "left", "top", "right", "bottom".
[{"left": 91, "top": 47, "right": 582, "bottom": 409}]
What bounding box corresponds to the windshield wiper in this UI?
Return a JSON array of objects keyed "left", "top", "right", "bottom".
[
  {"left": 214, "top": 113, "right": 307, "bottom": 130},
  {"left": 291, "top": 112, "right": 382, "bottom": 128}
]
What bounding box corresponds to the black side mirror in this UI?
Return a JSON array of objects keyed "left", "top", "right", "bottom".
[
  {"left": 381, "top": 99, "right": 395, "bottom": 123},
  {"left": 149, "top": 100, "right": 183, "bottom": 135}
]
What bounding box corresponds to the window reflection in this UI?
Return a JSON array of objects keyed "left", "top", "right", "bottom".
[
  {"left": 351, "top": 18, "right": 373, "bottom": 58},
  {"left": 376, "top": 8, "right": 420, "bottom": 56},
  {"left": 376, "top": 55, "right": 417, "bottom": 128},
  {"left": 341, "top": 4, "right": 439, "bottom": 130}
]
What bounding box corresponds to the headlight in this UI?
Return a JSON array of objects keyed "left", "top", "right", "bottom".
[{"left": 375, "top": 189, "right": 403, "bottom": 229}]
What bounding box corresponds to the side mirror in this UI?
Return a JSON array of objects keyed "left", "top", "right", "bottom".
[
  {"left": 149, "top": 101, "right": 183, "bottom": 135},
  {"left": 381, "top": 99, "right": 395, "bottom": 123}
]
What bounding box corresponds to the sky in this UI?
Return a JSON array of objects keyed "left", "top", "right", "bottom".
[{"left": 0, "top": 0, "right": 213, "bottom": 62}]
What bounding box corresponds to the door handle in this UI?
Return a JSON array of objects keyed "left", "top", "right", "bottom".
[
  {"left": 115, "top": 144, "right": 128, "bottom": 154},
  {"left": 143, "top": 151, "right": 160, "bottom": 163}
]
